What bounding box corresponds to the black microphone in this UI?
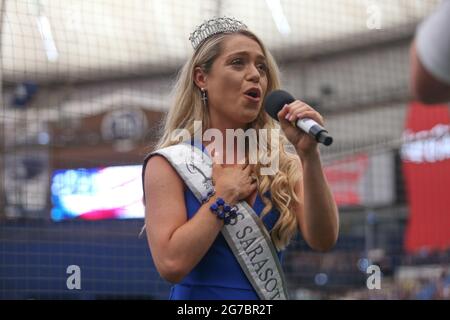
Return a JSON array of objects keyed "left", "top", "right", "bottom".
[{"left": 264, "top": 90, "right": 333, "bottom": 146}]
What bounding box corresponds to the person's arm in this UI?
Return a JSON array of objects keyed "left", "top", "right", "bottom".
[
  {"left": 144, "top": 155, "right": 231, "bottom": 283},
  {"left": 144, "top": 155, "right": 255, "bottom": 283},
  {"left": 410, "top": 0, "right": 450, "bottom": 104},
  {"left": 410, "top": 41, "right": 450, "bottom": 104},
  {"left": 293, "top": 151, "right": 339, "bottom": 252},
  {"left": 276, "top": 101, "right": 339, "bottom": 251}
]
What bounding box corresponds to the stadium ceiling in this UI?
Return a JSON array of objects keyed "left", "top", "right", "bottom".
[{"left": 0, "top": 0, "right": 441, "bottom": 83}]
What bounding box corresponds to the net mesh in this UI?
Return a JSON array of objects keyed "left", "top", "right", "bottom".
[{"left": 1, "top": 0, "right": 449, "bottom": 299}]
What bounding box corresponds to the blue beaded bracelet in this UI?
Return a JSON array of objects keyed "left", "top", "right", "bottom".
[{"left": 209, "top": 197, "right": 238, "bottom": 225}]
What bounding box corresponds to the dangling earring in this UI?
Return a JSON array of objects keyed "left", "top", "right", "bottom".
[{"left": 201, "top": 88, "right": 208, "bottom": 107}]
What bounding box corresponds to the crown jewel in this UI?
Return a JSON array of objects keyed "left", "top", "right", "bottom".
[{"left": 189, "top": 17, "right": 248, "bottom": 50}]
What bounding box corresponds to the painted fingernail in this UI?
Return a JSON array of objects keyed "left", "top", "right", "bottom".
[
  {"left": 289, "top": 114, "right": 295, "bottom": 121},
  {"left": 285, "top": 113, "right": 291, "bottom": 120}
]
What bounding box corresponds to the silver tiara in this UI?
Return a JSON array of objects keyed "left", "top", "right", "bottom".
[{"left": 189, "top": 17, "right": 248, "bottom": 50}]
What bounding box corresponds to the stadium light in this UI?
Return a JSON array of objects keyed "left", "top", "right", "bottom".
[
  {"left": 35, "top": 1, "right": 59, "bottom": 62},
  {"left": 264, "top": 0, "right": 291, "bottom": 36}
]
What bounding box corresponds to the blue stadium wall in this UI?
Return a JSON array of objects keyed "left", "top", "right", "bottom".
[{"left": 0, "top": 219, "right": 170, "bottom": 299}]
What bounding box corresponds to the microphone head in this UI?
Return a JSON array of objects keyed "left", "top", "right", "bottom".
[{"left": 264, "top": 90, "right": 295, "bottom": 120}]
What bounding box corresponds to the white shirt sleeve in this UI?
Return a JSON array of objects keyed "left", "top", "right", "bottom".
[{"left": 416, "top": 0, "right": 450, "bottom": 85}]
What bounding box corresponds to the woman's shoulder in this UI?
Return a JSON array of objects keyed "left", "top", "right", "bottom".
[
  {"left": 142, "top": 153, "right": 185, "bottom": 197},
  {"left": 142, "top": 142, "right": 194, "bottom": 180},
  {"left": 144, "top": 153, "right": 180, "bottom": 180}
]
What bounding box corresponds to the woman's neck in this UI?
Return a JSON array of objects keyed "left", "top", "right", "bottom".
[
  {"left": 202, "top": 129, "right": 249, "bottom": 165},
  {"left": 202, "top": 111, "right": 251, "bottom": 164}
]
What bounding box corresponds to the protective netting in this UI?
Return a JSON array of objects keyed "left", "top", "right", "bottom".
[{"left": 1, "top": 0, "right": 449, "bottom": 299}]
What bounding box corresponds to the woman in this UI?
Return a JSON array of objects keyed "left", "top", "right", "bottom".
[{"left": 142, "top": 17, "right": 339, "bottom": 300}]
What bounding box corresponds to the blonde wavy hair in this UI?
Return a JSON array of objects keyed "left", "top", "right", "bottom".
[{"left": 154, "top": 30, "right": 301, "bottom": 251}]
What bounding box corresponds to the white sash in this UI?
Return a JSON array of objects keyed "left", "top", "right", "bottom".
[{"left": 149, "top": 142, "right": 289, "bottom": 300}]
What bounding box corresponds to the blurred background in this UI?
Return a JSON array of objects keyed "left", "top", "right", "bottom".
[{"left": 1, "top": 0, "right": 449, "bottom": 300}]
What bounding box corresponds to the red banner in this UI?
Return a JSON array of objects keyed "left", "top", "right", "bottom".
[
  {"left": 402, "top": 101, "right": 450, "bottom": 253},
  {"left": 324, "top": 154, "right": 369, "bottom": 206}
]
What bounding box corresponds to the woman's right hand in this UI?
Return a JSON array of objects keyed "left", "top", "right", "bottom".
[{"left": 212, "top": 162, "right": 257, "bottom": 205}]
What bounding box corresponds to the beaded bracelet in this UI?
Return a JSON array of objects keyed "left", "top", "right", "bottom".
[{"left": 209, "top": 197, "right": 238, "bottom": 225}]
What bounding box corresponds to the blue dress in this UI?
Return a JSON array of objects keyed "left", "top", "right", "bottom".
[{"left": 167, "top": 140, "right": 284, "bottom": 300}]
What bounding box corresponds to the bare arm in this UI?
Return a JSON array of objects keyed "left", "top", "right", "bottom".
[
  {"left": 410, "top": 40, "right": 450, "bottom": 105},
  {"left": 144, "top": 155, "right": 255, "bottom": 283},
  {"left": 293, "top": 150, "right": 339, "bottom": 252},
  {"left": 144, "top": 156, "right": 224, "bottom": 283},
  {"left": 275, "top": 100, "right": 339, "bottom": 252}
]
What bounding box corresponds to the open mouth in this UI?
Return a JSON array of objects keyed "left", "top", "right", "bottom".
[{"left": 244, "top": 88, "right": 261, "bottom": 100}]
